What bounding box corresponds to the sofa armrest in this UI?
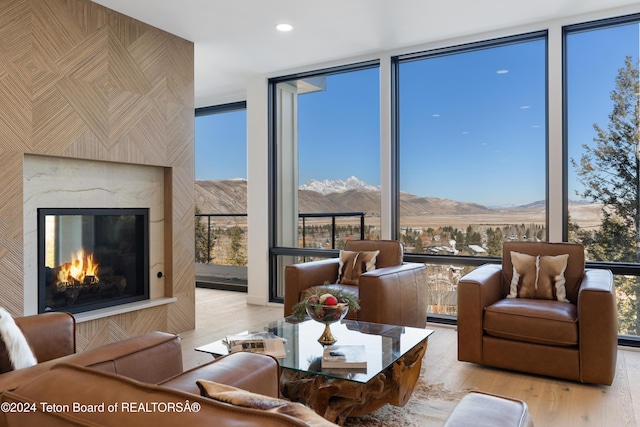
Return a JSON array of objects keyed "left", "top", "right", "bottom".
[
  {"left": 284, "top": 258, "right": 340, "bottom": 316},
  {"left": 457, "top": 264, "right": 502, "bottom": 364},
  {"left": 578, "top": 268, "right": 617, "bottom": 385},
  {"left": 357, "top": 262, "right": 428, "bottom": 328},
  {"left": 3, "top": 363, "right": 310, "bottom": 427},
  {"left": 0, "top": 331, "right": 182, "bottom": 394},
  {"left": 159, "top": 352, "right": 280, "bottom": 398},
  {"left": 80, "top": 331, "right": 183, "bottom": 384},
  {"left": 15, "top": 312, "right": 76, "bottom": 363}
]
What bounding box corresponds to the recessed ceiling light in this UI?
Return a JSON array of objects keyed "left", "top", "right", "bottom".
[{"left": 276, "top": 23, "right": 293, "bottom": 32}]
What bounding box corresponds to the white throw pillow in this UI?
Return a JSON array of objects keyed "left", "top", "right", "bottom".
[{"left": 0, "top": 307, "right": 37, "bottom": 370}]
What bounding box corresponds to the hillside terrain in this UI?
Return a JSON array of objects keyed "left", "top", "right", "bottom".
[{"left": 194, "top": 178, "right": 602, "bottom": 228}]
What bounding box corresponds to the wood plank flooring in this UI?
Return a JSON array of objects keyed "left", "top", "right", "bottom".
[
  {"left": 180, "top": 288, "right": 283, "bottom": 369},
  {"left": 180, "top": 288, "right": 640, "bottom": 426}
]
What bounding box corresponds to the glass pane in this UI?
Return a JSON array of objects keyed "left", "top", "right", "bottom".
[
  {"left": 39, "top": 209, "right": 148, "bottom": 313},
  {"left": 566, "top": 23, "right": 640, "bottom": 264},
  {"left": 425, "top": 263, "right": 475, "bottom": 316},
  {"left": 616, "top": 274, "right": 640, "bottom": 335},
  {"left": 195, "top": 109, "right": 247, "bottom": 181},
  {"left": 398, "top": 37, "right": 547, "bottom": 257},
  {"left": 566, "top": 21, "right": 640, "bottom": 337},
  {"left": 275, "top": 67, "right": 381, "bottom": 250},
  {"left": 194, "top": 109, "right": 248, "bottom": 268}
]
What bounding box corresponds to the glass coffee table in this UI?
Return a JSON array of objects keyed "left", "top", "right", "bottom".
[{"left": 196, "top": 316, "right": 433, "bottom": 424}]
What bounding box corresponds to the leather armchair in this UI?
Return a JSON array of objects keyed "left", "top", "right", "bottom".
[
  {"left": 457, "top": 241, "right": 617, "bottom": 385},
  {"left": 284, "top": 240, "right": 428, "bottom": 328}
]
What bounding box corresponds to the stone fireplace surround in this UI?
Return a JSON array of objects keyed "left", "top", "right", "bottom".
[{"left": 24, "top": 155, "right": 170, "bottom": 319}]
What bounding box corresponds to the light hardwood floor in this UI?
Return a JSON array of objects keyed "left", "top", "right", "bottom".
[{"left": 180, "top": 288, "right": 640, "bottom": 427}]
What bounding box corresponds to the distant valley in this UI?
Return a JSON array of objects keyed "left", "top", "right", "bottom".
[{"left": 194, "top": 177, "right": 602, "bottom": 228}]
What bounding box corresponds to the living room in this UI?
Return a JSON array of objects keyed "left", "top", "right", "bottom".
[{"left": 2, "top": 0, "right": 640, "bottom": 425}]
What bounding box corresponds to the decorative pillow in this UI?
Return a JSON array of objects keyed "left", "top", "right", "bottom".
[
  {"left": 507, "top": 251, "right": 538, "bottom": 299},
  {"left": 337, "top": 250, "right": 379, "bottom": 285},
  {"left": 0, "top": 307, "right": 37, "bottom": 370},
  {"left": 196, "top": 379, "right": 337, "bottom": 426},
  {"left": 538, "top": 254, "right": 570, "bottom": 303}
]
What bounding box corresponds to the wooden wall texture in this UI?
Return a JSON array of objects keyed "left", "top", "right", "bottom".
[{"left": 0, "top": 0, "right": 195, "bottom": 350}]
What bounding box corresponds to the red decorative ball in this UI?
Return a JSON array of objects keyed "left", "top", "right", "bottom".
[{"left": 324, "top": 295, "right": 338, "bottom": 306}]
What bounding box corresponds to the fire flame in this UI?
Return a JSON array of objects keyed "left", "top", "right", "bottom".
[{"left": 56, "top": 249, "right": 99, "bottom": 285}]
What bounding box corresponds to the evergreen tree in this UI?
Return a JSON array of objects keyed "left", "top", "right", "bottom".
[
  {"left": 454, "top": 230, "right": 465, "bottom": 248},
  {"left": 415, "top": 233, "right": 424, "bottom": 253},
  {"left": 487, "top": 227, "right": 503, "bottom": 257},
  {"left": 228, "top": 226, "right": 247, "bottom": 266},
  {"left": 571, "top": 56, "right": 640, "bottom": 333},
  {"left": 194, "top": 205, "right": 213, "bottom": 263},
  {"left": 573, "top": 56, "right": 640, "bottom": 262}
]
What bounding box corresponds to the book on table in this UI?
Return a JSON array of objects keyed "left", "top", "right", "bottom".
[
  {"left": 321, "top": 345, "right": 367, "bottom": 369},
  {"left": 223, "top": 332, "right": 287, "bottom": 358}
]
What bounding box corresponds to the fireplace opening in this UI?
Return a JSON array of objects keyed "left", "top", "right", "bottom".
[{"left": 38, "top": 208, "right": 149, "bottom": 314}]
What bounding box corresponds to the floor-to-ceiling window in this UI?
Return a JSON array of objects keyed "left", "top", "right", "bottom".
[
  {"left": 394, "top": 33, "right": 548, "bottom": 315},
  {"left": 265, "top": 12, "right": 640, "bottom": 341},
  {"left": 195, "top": 102, "right": 248, "bottom": 289},
  {"left": 565, "top": 15, "right": 640, "bottom": 337},
  {"left": 270, "top": 63, "right": 380, "bottom": 298},
  {"left": 396, "top": 33, "right": 548, "bottom": 257}
]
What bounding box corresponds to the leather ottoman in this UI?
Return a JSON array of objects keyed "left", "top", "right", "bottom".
[{"left": 444, "top": 391, "right": 533, "bottom": 427}]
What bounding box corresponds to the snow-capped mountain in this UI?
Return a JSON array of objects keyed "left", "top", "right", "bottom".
[{"left": 299, "top": 176, "right": 379, "bottom": 195}]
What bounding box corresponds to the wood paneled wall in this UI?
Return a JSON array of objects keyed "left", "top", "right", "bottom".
[{"left": 0, "top": 0, "right": 195, "bottom": 349}]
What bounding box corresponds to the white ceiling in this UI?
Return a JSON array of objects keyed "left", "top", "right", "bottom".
[{"left": 92, "top": 0, "right": 640, "bottom": 108}]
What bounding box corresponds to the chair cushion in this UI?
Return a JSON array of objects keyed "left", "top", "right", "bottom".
[
  {"left": 337, "top": 250, "right": 379, "bottom": 285},
  {"left": 484, "top": 299, "right": 578, "bottom": 346},
  {"left": 502, "top": 242, "right": 585, "bottom": 304},
  {"left": 506, "top": 251, "right": 538, "bottom": 299},
  {"left": 344, "top": 240, "right": 403, "bottom": 268},
  {"left": 538, "top": 254, "right": 570, "bottom": 302},
  {"left": 506, "top": 251, "right": 570, "bottom": 302}
]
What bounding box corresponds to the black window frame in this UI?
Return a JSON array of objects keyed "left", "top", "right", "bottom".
[{"left": 267, "top": 60, "right": 380, "bottom": 303}]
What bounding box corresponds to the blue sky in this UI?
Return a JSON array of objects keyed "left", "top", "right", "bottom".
[
  {"left": 296, "top": 68, "right": 380, "bottom": 186},
  {"left": 398, "top": 39, "right": 546, "bottom": 206},
  {"left": 195, "top": 109, "right": 247, "bottom": 181},
  {"left": 195, "top": 23, "right": 638, "bottom": 207},
  {"left": 566, "top": 24, "right": 640, "bottom": 201}
]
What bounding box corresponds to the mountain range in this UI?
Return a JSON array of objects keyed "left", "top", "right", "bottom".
[
  {"left": 195, "top": 177, "right": 534, "bottom": 217},
  {"left": 194, "top": 177, "right": 604, "bottom": 230},
  {"left": 299, "top": 176, "right": 378, "bottom": 194}
]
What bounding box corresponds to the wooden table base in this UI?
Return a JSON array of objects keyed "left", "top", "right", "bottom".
[{"left": 280, "top": 338, "right": 428, "bottom": 425}]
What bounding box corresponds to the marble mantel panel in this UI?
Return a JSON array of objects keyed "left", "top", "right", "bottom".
[{"left": 23, "top": 154, "right": 165, "bottom": 315}]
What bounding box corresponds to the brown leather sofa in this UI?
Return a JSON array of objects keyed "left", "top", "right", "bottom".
[
  {"left": 0, "top": 312, "right": 76, "bottom": 375},
  {"left": 0, "top": 312, "right": 332, "bottom": 426},
  {"left": 284, "top": 240, "right": 428, "bottom": 328},
  {"left": 457, "top": 242, "right": 617, "bottom": 385}
]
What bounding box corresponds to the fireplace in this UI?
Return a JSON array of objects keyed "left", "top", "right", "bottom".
[{"left": 38, "top": 208, "right": 149, "bottom": 314}]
